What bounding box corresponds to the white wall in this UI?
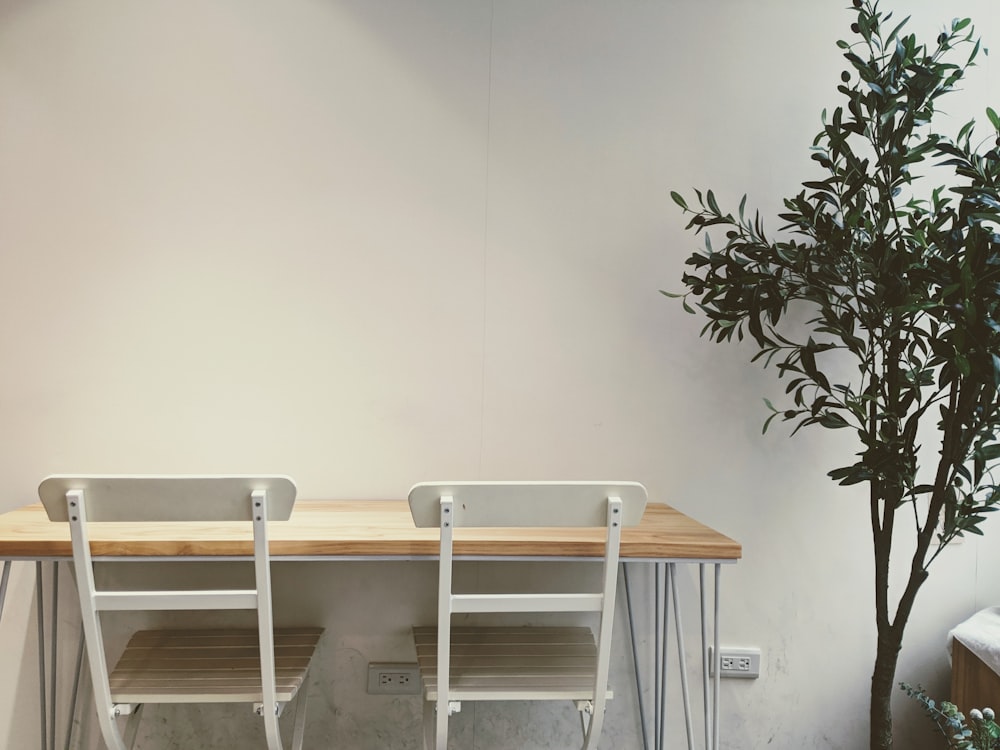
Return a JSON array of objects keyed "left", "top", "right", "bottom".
[{"left": 0, "top": 0, "right": 998, "bottom": 748}]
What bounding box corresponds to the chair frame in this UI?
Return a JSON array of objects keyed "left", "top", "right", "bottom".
[
  {"left": 409, "top": 481, "right": 647, "bottom": 750},
  {"left": 38, "top": 475, "right": 317, "bottom": 750}
]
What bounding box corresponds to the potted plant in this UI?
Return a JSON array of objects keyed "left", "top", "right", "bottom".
[
  {"left": 902, "top": 684, "right": 1000, "bottom": 749},
  {"left": 667, "top": 2, "right": 1000, "bottom": 748}
]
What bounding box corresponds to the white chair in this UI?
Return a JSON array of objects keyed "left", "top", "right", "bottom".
[
  {"left": 38, "top": 475, "right": 323, "bottom": 750},
  {"left": 408, "top": 481, "right": 648, "bottom": 750}
]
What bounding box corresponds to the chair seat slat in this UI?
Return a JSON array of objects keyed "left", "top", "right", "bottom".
[
  {"left": 127, "top": 628, "right": 322, "bottom": 646},
  {"left": 412, "top": 625, "right": 612, "bottom": 703},
  {"left": 419, "top": 656, "right": 598, "bottom": 669},
  {"left": 108, "top": 628, "right": 320, "bottom": 706},
  {"left": 119, "top": 646, "right": 319, "bottom": 660},
  {"left": 417, "top": 647, "right": 596, "bottom": 659},
  {"left": 414, "top": 625, "right": 594, "bottom": 643},
  {"left": 112, "top": 656, "right": 309, "bottom": 674},
  {"left": 450, "top": 593, "right": 603, "bottom": 613}
]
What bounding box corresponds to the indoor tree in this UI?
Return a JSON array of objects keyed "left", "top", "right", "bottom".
[{"left": 666, "top": 2, "right": 1000, "bottom": 749}]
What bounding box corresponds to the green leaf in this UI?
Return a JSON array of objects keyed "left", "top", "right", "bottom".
[
  {"left": 987, "top": 107, "right": 1000, "bottom": 131},
  {"left": 818, "top": 412, "right": 850, "bottom": 429},
  {"left": 706, "top": 190, "right": 721, "bottom": 215},
  {"left": 670, "top": 191, "right": 689, "bottom": 211},
  {"left": 884, "top": 16, "right": 911, "bottom": 46},
  {"left": 827, "top": 465, "right": 871, "bottom": 486},
  {"left": 956, "top": 119, "right": 976, "bottom": 143},
  {"left": 980, "top": 444, "right": 1000, "bottom": 461}
]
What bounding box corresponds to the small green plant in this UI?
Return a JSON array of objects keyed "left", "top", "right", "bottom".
[{"left": 901, "top": 683, "right": 1000, "bottom": 749}]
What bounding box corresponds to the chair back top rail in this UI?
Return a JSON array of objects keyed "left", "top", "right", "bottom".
[
  {"left": 38, "top": 475, "right": 296, "bottom": 523},
  {"left": 408, "top": 481, "right": 647, "bottom": 528}
]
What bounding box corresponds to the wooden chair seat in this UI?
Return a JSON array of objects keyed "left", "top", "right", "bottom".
[
  {"left": 110, "top": 628, "right": 323, "bottom": 704},
  {"left": 413, "top": 626, "right": 613, "bottom": 702}
]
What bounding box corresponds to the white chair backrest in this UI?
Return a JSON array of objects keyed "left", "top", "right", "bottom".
[
  {"left": 409, "top": 481, "right": 648, "bottom": 749},
  {"left": 39, "top": 475, "right": 296, "bottom": 523},
  {"left": 38, "top": 474, "right": 296, "bottom": 750},
  {"left": 408, "top": 481, "right": 648, "bottom": 529}
]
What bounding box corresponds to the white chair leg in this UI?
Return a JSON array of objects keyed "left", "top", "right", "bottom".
[
  {"left": 422, "top": 699, "right": 436, "bottom": 750},
  {"left": 262, "top": 702, "right": 284, "bottom": 750},
  {"left": 435, "top": 698, "right": 449, "bottom": 750},
  {"left": 290, "top": 673, "right": 312, "bottom": 750},
  {"left": 580, "top": 702, "right": 606, "bottom": 750},
  {"left": 95, "top": 709, "right": 129, "bottom": 750},
  {"left": 123, "top": 704, "right": 145, "bottom": 750}
]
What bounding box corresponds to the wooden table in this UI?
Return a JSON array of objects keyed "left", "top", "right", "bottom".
[
  {"left": 0, "top": 500, "right": 740, "bottom": 750},
  {"left": 0, "top": 499, "right": 740, "bottom": 561}
]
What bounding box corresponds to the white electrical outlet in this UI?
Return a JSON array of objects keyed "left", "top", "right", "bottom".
[
  {"left": 367, "top": 662, "right": 422, "bottom": 694},
  {"left": 709, "top": 647, "right": 761, "bottom": 679}
]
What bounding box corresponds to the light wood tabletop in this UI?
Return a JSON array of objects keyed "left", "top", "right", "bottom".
[{"left": 0, "top": 500, "right": 741, "bottom": 562}]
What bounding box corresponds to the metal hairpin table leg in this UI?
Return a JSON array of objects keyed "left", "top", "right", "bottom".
[
  {"left": 623, "top": 563, "right": 650, "bottom": 750},
  {"left": 660, "top": 563, "right": 670, "bottom": 750},
  {"left": 64, "top": 623, "right": 85, "bottom": 750},
  {"left": 34, "top": 563, "right": 63, "bottom": 750},
  {"left": 0, "top": 561, "right": 11, "bottom": 622},
  {"left": 653, "top": 563, "right": 663, "bottom": 750},
  {"left": 36, "top": 562, "right": 47, "bottom": 750},
  {"left": 669, "top": 564, "right": 695, "bottom": 750},
  {"left": 700, "top": 564, "right": 722, "bottom": 750},
  {"left": 49, "top": 564, "right": 59, "bottom": 750},
  {"left": 626, "top": 561, "right": 724, "bottom": 750},
  {"left": 712, "top": 564, "right": 721, "bottom": 750}
]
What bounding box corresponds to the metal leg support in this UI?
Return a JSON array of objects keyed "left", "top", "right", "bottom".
[
  {"left": 64, "top": 623, "right": 85, "bottom": 750},
  {"left": 34, "top": 563, "right": 65, "bottom": 750},
  {"left": 624, "top": 564, "right": 650, "bottom": 750},
  {"left": 669, "top": 564, "right": 695, "bottom": 750},
  {"left": 36, "top": 562, "right": 47, "bottom": 750},
  {"left": 0, "top": 561, "right": 11, "bottom": 623},
  {"left": 123, "top": 703, "right": 144, "bottom": 750},
  {"left": 659, "top": 564, "right": 669, "bottom": 750},
  {"left": 699, "top": 564, "right": 722, "bottom": 750},
  {"left": 625, "top": 561, "right": 725, "bottom": 750},
  {"left": 653, "top": 563, "right": 661, "bottom": 750},
  {"left": 49, "top": 564, "right": 59, "bottom": 750},
  {"left": 712, "top": 564, "right": 721, "bottom": 750}
]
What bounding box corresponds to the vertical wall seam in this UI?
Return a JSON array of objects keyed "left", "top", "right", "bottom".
[{"left": 477, "top": 0, "right": 495, "bottom": 478}]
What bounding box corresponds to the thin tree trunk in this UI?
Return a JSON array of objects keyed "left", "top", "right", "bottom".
[
  {"left": 866, "top": 337, "right": 957, "bottom": 750},
  {"left": 869, "top": 552, "right": 930, "bottom": 750},
  {"left": 870, "top": 626, "right": 903, "bottom": 750}
]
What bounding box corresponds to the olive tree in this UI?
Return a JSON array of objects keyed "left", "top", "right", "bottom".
[{"left": 667, "top": 3, "right": 1000, "bottom": 748}]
